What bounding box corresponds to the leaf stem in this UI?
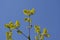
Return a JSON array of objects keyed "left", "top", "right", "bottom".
[{"left": 28, "top": 16, "right": 31, "bottom": 40}]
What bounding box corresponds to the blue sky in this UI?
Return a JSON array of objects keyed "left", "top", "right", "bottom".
[{"left": 0, "top": 0, "right": 60, "bottom": 40}]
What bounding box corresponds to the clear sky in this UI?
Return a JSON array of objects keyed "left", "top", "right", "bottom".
[{"left": 0, "top": 0, "right": 60, "bottom": 40}]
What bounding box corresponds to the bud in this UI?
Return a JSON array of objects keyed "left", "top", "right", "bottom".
[
  {"left": 40, "top": 35, "right": 44, "bottom": 40},
  {"left": 6, "top": 32, "right": 12, "bottom": 40},
  {"left": 43, "top": 28, "right": 48, "bottom": 34},
  {"left": 15, "top": 20, "right": 20, "bottom": 28},
  {"left": 5, "top": 24, "right": 9, "bottom": 28},
  {"left": 23, "top": 8, "right": 35, "bottom": 16},
  {"left": 35, "top": 36, "right": 39, "bottom": 40},
  {"left": 30, "top": 8, "right": 35, "bottom": 15},
  {"left": 9, "top": 21, "right": 15, "bottom": 30},
  {"left": 24, "top": 18, "right": 32, "bottom": 23},
  {"left": 34, "top": 25, "right": 40, "bottom": 33},
  {"left": 23, "top": 9, "right": 31, "bottom": 16},
  {"left": 17, "top": 30, "right": 22, "bottom": 34}
]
